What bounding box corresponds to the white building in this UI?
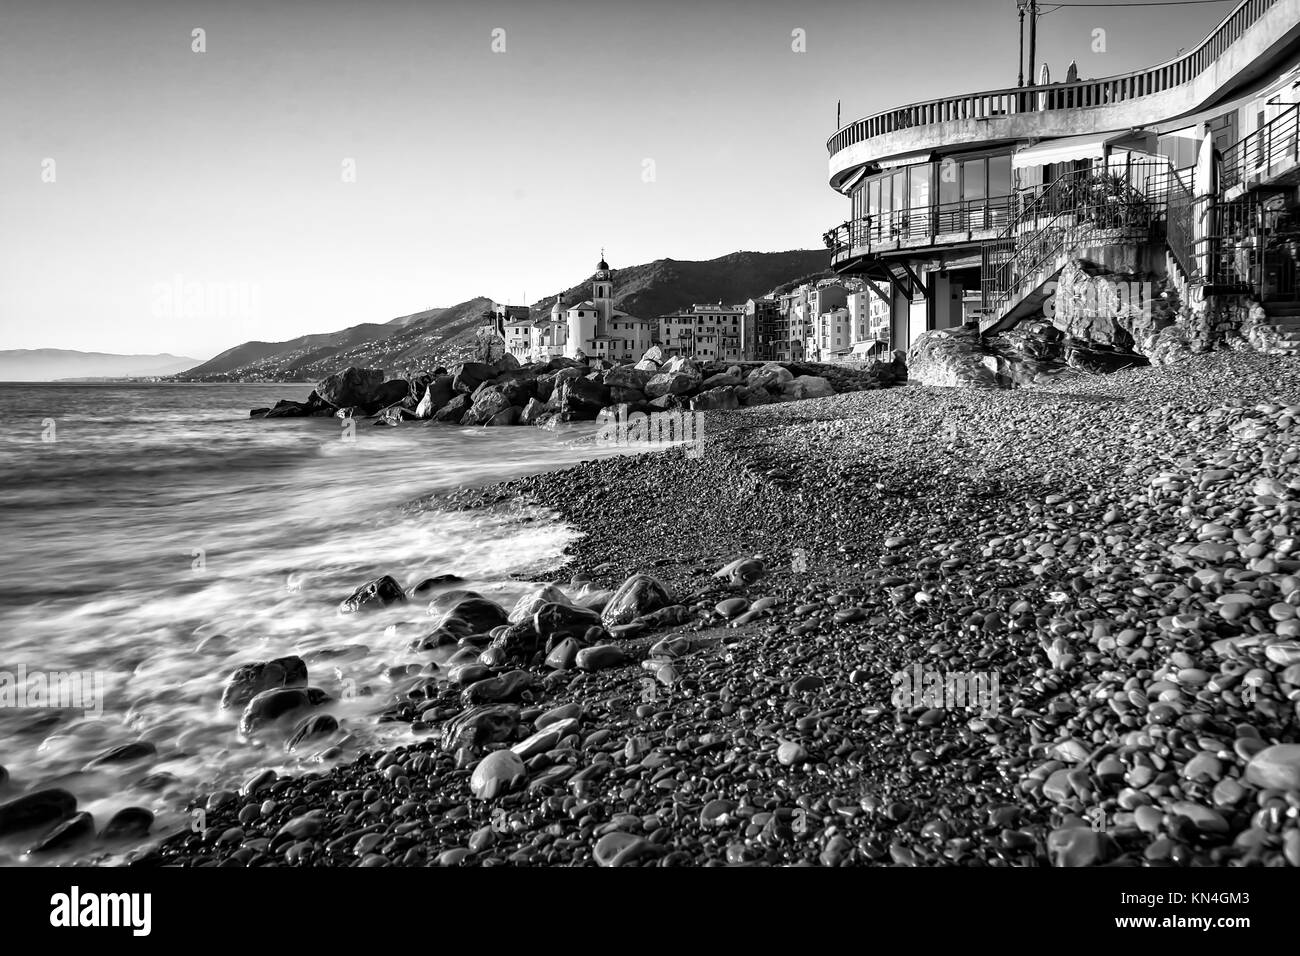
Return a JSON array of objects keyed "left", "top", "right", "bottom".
[{"left": 565, "top": 256, "right": 655, "bottom": 361}]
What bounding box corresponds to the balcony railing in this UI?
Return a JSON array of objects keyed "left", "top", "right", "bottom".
[
  {"left": 828, "top": 0, "right": 1278, "bottom": 159},
  {"left": 825, "top": 196, "right": 1016, "bottom": 263},
  {"left": 1222, "top": 100, "right": 1300, "bottom": 192}
]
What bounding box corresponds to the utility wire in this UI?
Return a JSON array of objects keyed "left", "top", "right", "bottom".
[{"left": 1040, "top": 1, "right": 1235, "bottom": 7}]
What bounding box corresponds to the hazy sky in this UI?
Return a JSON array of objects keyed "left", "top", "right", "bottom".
[{"left": 1, "top": 0, "right": 1227, "bottom": 358}]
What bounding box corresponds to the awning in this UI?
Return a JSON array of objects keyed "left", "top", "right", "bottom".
[
  {"left": 877, "top": 150, "right": 934, "bottom": 170},
  {"left": 837, "top": 166, "right": 870, "bottom": 195},
  {"left": 1011, "top": 129, "right": 1157, "bottom": 169}
]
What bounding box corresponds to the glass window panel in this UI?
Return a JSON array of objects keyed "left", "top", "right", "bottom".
[
  {"left": 880, "top": 175, "right": 892, "bottom": 215},
  {"left": 868, "top": 178, "right": 880, "bottom": 216},
  {"left": 892, "top": 170, "right": 907, "bottom": 211},
  {"left": 938, "top": 160, "right": 960, "bottom": 204},
  {"left": 988, "top": 155, "right": 1011, "bottom": 197},
  {"left": 962, "top": 159, "right": 986, "bottom": 201},
  {"left": 909, "top": 164, "right": 932, "bottom": 210}
]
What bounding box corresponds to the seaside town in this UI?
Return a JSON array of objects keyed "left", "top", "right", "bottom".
[{"left": 9, "top": 0, "right": 1300, "bottom": 903}]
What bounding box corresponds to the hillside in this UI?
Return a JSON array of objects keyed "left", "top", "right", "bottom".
[
  {"left": 179, "top": 301, "right": 492, "bottom": 381},
  {"left": 533, "top": 250, "right": 831, "bottom": 317},
  {"left": 0, "top": 349, "right": 202, "bottom": 382},
  {"left": 175, "top": 249, "right": 831, "bottom": 382}
]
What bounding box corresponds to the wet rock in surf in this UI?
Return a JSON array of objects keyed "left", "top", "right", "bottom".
[
  {"left": 220, "top": 655, "right": 308, "bottom": 710},
  {"left": 28, "top": 811, "right": 94, "bottom": 855},
  {"left": 85, "top": 741, "right": 156, "bottom": 769},
  {"left": 434, "top": 596, "right": 509, "bottom": 635},
  {"left": 410, "top": 626, "right": 464, "bottom": 651},
  {"left": 440, "top": 705, "right": 519, "bottom": 751},
  {"left": 338, "top": 575, "right": 407, "bottom": 614},
  {"left": 600, "top": 574, "right": 675, "bottom": 628},
  {"left": 239, "top": 687, "right": 331, "bottom": 737},
  {"left": 285, "top": 713, "right": 339, "bottom": 753},
  {"left": 100, "top": 807, "right": 154, "bottom": 841},
  {"left": 410, "top": 574, "right": 464, "bottom": 599},
  {"left": 482, "top": 619, "right": 542, "bottom": 664},
  {"left": 535, "top": 601, "right": 601, "bottom": 640},
  {"left": 0, "top": 789, "right": 76, "bottom": 837},
  {"left": 508, "top": 584, "right": 570, "bottom": 623},
  {"left": 461, "top": 670, "right": 535, "bottom": 705}
]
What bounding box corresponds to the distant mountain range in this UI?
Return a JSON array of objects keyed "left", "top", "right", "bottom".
[
  {"left": 0, "top": 349, "right": 202, "bottom": 382},
  {"left": 172, "top": 249, "right": 832, "bottom": 382}
]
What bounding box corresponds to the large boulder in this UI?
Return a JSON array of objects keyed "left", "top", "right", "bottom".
[
  {"left": 782, "top": 375, "right": 834, "bottom": 400},
  {"left": 645, "top": 371, "right": 699, "bottom": 399},
  {"left": 481, "top": 373, "right": 535, "bottom": 407},
  {"left": 433, "top": 393, "right": 472, "bottom": 423},
  {"left": 642, "top": 345, "right": 665, "bottom": 364},
  {"left": 690, "top": 386, "right": 739, "bottom": 411},
  {"left": 906, "top": 327, "right": 1003, "bottom": 388},
  {"left": 519, "top": 398, "right": 547, "bottom": 426},
  {"left": 735, "top": 385, "right": 775, "bottom": 406},
  {"left": 463, "top": 386, "right": 513, "bottom": 426},
  {"left": 374, "top": 379, "right": 411, "bottom": 408},
  {"left": 745, "top": 364, "right": 793, "bottom": 391},
  {"left": 603, "top": 366, "right": 653, "bottom": 390},
  {"left": 610, "top": 386, "right": 646, "bottom": 406},
  {"left": 414, "top": 375, "right": 455, "bottom": 419},
  {"left": 452, "top": 362, "right": 498, "bottom": 395},
  {"left": 488, "top": 405, "right": 521, "bottom": 426},
  {"left": 554, "top": 377, "right": 610, "bottom": 421},
  {"left": 701, "top": 370, "right": 744, "bottom": 389},
  {"left": 220, "top": 656, "right": 308, "bottom": 710},
  {"left": 316, "top": 368, "right": 386, "bottom": 408}
]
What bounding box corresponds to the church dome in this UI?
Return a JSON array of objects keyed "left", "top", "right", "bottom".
[{"left": 551, "top": 296, "right": 564, "bottom": 318}]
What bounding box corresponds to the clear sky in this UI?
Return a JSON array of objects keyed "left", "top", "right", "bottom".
[{"left": 0, "top": 0, "right": 1231, "bottom": 358}]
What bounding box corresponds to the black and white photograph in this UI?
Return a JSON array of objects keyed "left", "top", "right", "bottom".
[{"left": 0, "top": 0, "right": 1296, "bottom": 937}]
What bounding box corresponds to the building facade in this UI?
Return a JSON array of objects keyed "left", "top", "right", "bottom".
[
  {"left": 745, "top": 297, "right": 781, "bottom": 360},
  {"left": 823, "top": 0, "right": 1300, "bottom": 350},
  {"left": 658, "top": 304, "right": 747, "bottom": 362}
]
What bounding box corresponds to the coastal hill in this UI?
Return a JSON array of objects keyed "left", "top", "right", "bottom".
[
  {"left": 534, "top": 250, "right": 831, "bottom": 318},
  {"left": 0, "top": 349, "right": 201, "bottom": 382},
  {"left": 175, "top": 249, "right": 831, "bottom": 382}
]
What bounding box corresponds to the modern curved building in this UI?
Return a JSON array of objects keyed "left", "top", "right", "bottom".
[{"left": 824, "top": 0, "right": 1300, "bottom": 350}]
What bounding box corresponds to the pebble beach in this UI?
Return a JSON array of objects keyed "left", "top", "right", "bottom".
[{"left": 136, "top": 351, "right": 1300, "bottom": 868}]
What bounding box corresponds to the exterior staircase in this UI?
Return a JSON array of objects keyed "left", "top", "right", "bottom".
[{"left": 979, "top": 161, "right": 1176, "bottom": 334}]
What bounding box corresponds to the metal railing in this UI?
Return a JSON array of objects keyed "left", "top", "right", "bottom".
[
  {"left": 828, "top": 0, "right": 1277, "bottom": 158},
  {"left": 825, "top": 196, "right": 1015, "bottom": 263},
  {"left": 1202, "top": 197, "right": 1300, "bottom": 298},
  {"left": 1222, "top": 101, "right": 1300, "bottom": 191},
  {"left": 980, "top": 161, "right": 1171, "bottom": 319}
]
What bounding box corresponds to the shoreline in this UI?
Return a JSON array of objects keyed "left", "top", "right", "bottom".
[{"left": 137, "top": 351, "right": 1300, "bottom": 867}]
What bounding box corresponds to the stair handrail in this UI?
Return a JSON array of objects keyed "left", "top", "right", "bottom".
[{"left": 981, "top": 160, "right": 1170, "bottom": 321}]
